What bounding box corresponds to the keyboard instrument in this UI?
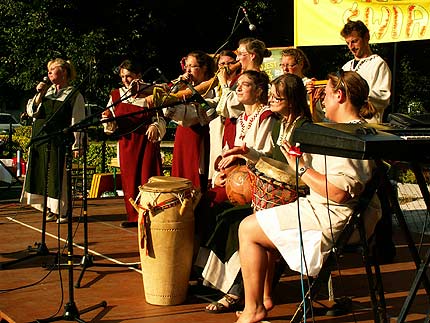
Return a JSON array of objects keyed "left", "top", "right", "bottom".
[{"left": 292, "top": 121, "right": 430, "bottom": 161}]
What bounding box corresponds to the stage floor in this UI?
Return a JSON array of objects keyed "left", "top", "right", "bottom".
[{"left": 1, "top": 192, "right": 429, "bottom": 322}]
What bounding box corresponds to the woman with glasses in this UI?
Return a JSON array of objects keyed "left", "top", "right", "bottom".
[
  {"left": 234, "top": 71, "right": 381, "bottom": 323},
  {"left": 101, "top": 59, "right": 166, "bottom": 228},
  {"left": 280, "top": 47, "right": 311, "bottom": 80},
  {"left": 163, "top": 50, "right": 217, "bottom": 192},
  {"left": 280, "top": 47, "right": 325, "bottom": 122}
]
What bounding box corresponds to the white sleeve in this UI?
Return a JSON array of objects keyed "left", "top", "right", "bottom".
[
  {"left": 102, "top": 96, "right": 118, "bottom": 134},
  {"left": 244, "top": 117, "right": 276, "bottom": 163},
  {"left": 71, "top": 93, "right": 86, "bottom": 150}
]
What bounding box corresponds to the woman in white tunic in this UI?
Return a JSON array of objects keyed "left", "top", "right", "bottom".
[{"left": 235, "top": 70, "right": 382, "bottom": 323}]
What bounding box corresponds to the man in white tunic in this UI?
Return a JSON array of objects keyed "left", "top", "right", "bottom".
[{"left": 341, "top": 19, "right": 392, "bottom": 124}]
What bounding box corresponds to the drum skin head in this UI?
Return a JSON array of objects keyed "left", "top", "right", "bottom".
[
  {"left": 148, "top": 176, "right": 192, "bottom": 186},
  {"left": 140, "top": 177, "right": 192, "bottom": 193},
  {"left": 256, "top": 156, "right": 304, "bottom": 186}
]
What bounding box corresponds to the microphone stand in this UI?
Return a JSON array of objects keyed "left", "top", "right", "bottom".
[
  {"left": 34, "top": 128, "right": 106, "bottom": 323},
  {"left": 213, "top": 7, "right": 248, "bottom": 56},
  {"left": 0, "top": 140, "right": 59, "bottom": 270},
  {"left": 74, "top": 128, "right": 139, "bottom": 289},
  {"left": 71, "top": 89, "right": 187, "bottom": 288}
]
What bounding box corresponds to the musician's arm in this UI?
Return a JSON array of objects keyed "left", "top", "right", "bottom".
[
  {"left": 101, "top": 97, "right": 117, "bottom": 134},
  {"left": 147, "top": 113, "right": 166, "bottom": 142},
  {"left": 242, "top": 117, "right": 276, "bottom": 163},
  {"left": 282, "top": 144, "right": 352, "bottom": 204},
  {"left": 215, "top": 88, "right": 243, "bottom": 119}
]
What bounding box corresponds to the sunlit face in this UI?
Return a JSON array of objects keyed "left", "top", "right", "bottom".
[
  {"left": 236, "top": 44, "right": 252, "bottom": 71},
  {"left": 184, "top": 55, "right": 206, "bottom": 84},
  {"left": 344, "top": 30, "right": 368, "bottom": 59},
  {"left": 47, "top": 64, "right": 66, "bottom": 85},
  {"left": 323, "top": 80, "right": 339, "bottom": 120},
  {"left": 119, "top": 68, "right": 139, "bottom": 88},
  {"left": 236, "top": 74, "right": 258, "bottom": 105},
  {"left": 280, "top": 55, "right": 301, "bottom": 76},
  {"left": 268, "top": 84, "right": 289, "bottom": 117}
]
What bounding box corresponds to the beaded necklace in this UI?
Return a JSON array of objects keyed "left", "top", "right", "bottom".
[{"left": 238, "top": 105, "right": 264, "bottom": 140}]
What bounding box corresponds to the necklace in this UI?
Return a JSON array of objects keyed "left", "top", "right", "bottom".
[{"left": 238, "top": 105, "right": 264, "bottom": 140}]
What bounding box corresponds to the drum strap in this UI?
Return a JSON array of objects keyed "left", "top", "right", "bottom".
[
  {"left": 137, "top": 190, "right": 194, "bottom": 256},
  {"left": 137, "top": 190, "right": 193, "bottom": 215},
  {"left": 139, "top": 210, "right": 150, "bottom": 255}
]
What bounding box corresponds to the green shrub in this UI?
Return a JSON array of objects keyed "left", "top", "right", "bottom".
[{"left": 76, "top": 142, "right": 117, "bottom": 173}]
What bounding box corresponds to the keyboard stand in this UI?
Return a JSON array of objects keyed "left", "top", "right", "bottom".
[{"left": 394, "top": 162, "right": 430, "bottom": 322}]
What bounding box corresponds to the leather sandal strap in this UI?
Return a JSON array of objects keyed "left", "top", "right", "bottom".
[{"left": 224, "top": 294, "right": 239, "bottom": 305}]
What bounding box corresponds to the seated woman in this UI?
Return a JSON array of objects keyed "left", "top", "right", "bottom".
[
  {"left": 199, "top": 73, "right": 313, "bottom": 314},
  {"left": 195, "top": 70, "right": 275, "bottom": 312},
  {"left": 235, "top": 71, "right": 382, "bottom": 323}
]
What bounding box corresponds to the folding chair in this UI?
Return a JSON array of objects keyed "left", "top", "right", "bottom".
[{"left": 290, "top": 166, "right": 388, "bottom": 323}]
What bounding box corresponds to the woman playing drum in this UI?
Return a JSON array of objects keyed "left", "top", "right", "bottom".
[
  {"left": 235, "top": 71, "right": 381, "bottom": 323},
  {"left": 196, "top": 70, "right": 275, "bottom": 313},
  {"left": 200, "top": 73, "right": 313, "bottom": 314}
]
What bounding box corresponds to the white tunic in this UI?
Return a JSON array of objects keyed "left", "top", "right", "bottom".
[
  {"left": 256, "top": 154, "right": 382, "bottom": 276},
  {"left": 342, "top": 54, "right": 392, "bottom": 123}
]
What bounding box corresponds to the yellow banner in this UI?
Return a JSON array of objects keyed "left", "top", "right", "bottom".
[{"left": 295, "top": 0, "right": 430, "bottom": 46}]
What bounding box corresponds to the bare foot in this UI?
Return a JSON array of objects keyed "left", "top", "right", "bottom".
[
  {"left": 263, "top": 297, "right": 274, "bottom": 312},
  {"left": 235, "top": 306, "right": 267, "bottom": 323},
  {"left": 236, "top": 297, "right": 273, "bottom": 316}
]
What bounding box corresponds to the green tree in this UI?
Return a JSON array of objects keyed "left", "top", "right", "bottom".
[{"left": 1, "top": 0, "right": 430, "bottom": 118}]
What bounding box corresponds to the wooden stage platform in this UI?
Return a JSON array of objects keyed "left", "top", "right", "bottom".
[{"left": 1, "top": 195, "right": 429, "bottom": 322}]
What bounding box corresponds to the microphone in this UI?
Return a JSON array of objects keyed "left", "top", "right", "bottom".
[
  {"left": 182, "top": 81, "right": 211, "bottom": 111},
  {"left": 42, "top": 76, "right": 51, "bottom": 85},
  {"left": 240, "top": 6, "right": 257, "bottom": 31},
  {"left": 37, "top": 76, "right": 51, "bottom": 92}
]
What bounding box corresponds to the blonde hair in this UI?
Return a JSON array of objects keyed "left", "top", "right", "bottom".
[
  {"left": 47, "top": 58, "right": 77, "bottom": 81},
  {"left": 281, "top": 47, "right": 311, "bottom": 75},
  {"left": 239, "top": 37, "right": 271, "bottom": 66}
]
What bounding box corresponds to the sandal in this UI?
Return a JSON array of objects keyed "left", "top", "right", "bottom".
[
  {"left": 205, "top": 294, "right": 242, "bottom": 314},
  {"left": 46, "top": 211, "right": 57, "bottom": 222}
]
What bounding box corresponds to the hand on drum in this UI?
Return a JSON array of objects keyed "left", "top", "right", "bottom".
[
  {"left": 216, "top": 155, "right": 241, "bottom": 172},
  {"left": 214, "top": 171, "right": 227, "bottom": 187},
  {"left": 222, "top": 143, "right": 249, "bottom": 158}
]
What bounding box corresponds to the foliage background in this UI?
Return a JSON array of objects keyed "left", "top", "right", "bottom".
[
  {"left": 1, "top": 0, "right": 428, "bottom": 186},
  {"left": 1, "top": 0, "right": 429, "bottom": 117}
]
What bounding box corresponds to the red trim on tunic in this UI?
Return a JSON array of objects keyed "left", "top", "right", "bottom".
[
  {"left": 222, "top": 117, "right": 237, "bottom": 149},
  {"left": 259, "top": 109, "right": 274, "bottom": 123},
  {"left": 111, "top": 89, "right": 162, "bottom": 222},
  {"left": 171, "top": 124, "right": 210, "bottom": 190}
]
